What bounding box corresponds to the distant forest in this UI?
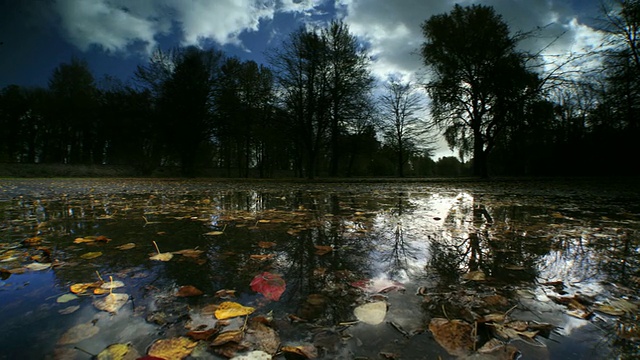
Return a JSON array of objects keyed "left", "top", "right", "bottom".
[{"left": 1, "top": 2, "right": 638, "bottom": 178}]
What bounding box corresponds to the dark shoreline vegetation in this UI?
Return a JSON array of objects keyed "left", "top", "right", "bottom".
[
  {"left": 2, "top": 2, "right": 640, "bottom": 179},
  {"left": 0, "top": 177, "right": 638, "bottom": 359}
]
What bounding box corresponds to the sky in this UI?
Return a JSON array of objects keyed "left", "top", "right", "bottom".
[{"left": 0, "top": 0, "right": 606, "bottom": 158}]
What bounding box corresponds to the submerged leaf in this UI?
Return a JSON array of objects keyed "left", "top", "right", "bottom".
[
  {"left": 148, "top": 337, "right": 197, "bottom": 360},
  {"left": 25, "top": 262, "right": 51, "bottom": 271},
  {"left": 250, "top": 272, "right": 286, "bottom": 301},
  {"left": 428, "top": 318, "right": 474, "bottom": 356},
  {"left": 215, "top": 301, "right": 255, "bottom": 319},
  {"left": 56, "top": 293, "right": 78, "bottom": 303},
  {"left": 96, "top": 342, "right": 140, "bottom": 360},
  {"left": 116, "top": 243, "right": 136, "bottom": 250},
  {"left": 81, "top": 251, "right": 103, "bottom": 260},
  {"left": 93, "top": 293, "right": 129, "bottom": 313},
  {"left": 57, "top": 322, "right": 100, "bottom": 345},
  {"left": 353, "top": 301, "right": 387, "bottom": 325},
  {"left": 176, "top": 285, "right": 203, "bottom": 297}
]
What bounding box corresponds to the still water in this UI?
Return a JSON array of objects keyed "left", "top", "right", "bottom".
[{"left": 0, "top": 178, "right": 638, "bottom": 359}]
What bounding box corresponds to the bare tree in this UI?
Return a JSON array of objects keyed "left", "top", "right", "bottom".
[{"left": 379, "top": 77, "right": 434, "bottom": 177}]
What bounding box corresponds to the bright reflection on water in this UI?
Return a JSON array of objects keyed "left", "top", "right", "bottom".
[{"left": 0, "top": 179, "right": 638, "bottom": 359}]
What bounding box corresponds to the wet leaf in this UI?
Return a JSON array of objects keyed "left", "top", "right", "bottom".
[
  {"left": 245, "top": 320, "right": 280, "bottom": 354},
  {"left": 57, "top": 322, "right": 99, "bottom": 345},
  {"left": 215, "top": 301, "right": 255, "bottom": 319},
  {"left": 150, "top": 252, "right": 173, "bottom": 261},
  {"left": 186, "top": 328, "right": 218, "bottom": 341},
  {"left": 25, "top": 262, "right": 51, "bottom": 271},
  {"left": 81, "top": 251, "right": 103, "bottom": 260},
  {"left": 93, "top": 293, "right": 129, "bottom": 313},
  {"left": 95, "top": 235, "right": 111, "bottom": 243},
  {"left": 96, "top": 342, "right": 140, "bottom": 360},
  {"left": 173, "top": 248, "right": 204, "bottom": 257},
  {"left": 116, "top": 243, "right": 136, "bottom": 250},
  {"left": 353, "top": 301, "right": 387, "bottom": 325},
  {"left": 74, "top": 237, "right": 95, "bottom": 244},
  {"left": 23, "top": 236, "right": 43, "bottom": 245},
  {"left": 147, "top": 337, "right": 197, "bottom": 360},
  {"left": 56, "top": 293, "right": 78, "bottom": 303},
  {"left": 230, "top": 350, "right": 272, "bottom": 360},
  {"left": 176, "top": 285, "right": 203, "bottom": 297},
  {"left": 70, "top": 282, "right": 102, "bottom": 294},
  {"left": 257, "top": 241, "right": 276, "bottom": 249},
  {"left": 58, "top": 305, "right": 80, "bottom": 315},
  {"left": 250, "top": 254, "right": 275, "bottom": 261},
  {"left": 250, "top": 272, "right": 286, "bottom": 301},
  {"left": 101, "top": 280, "right": 125, "bottom": 289},
  {"left": 204, "top": 231, "right": 224, "bottom": 236},
  {"left": 428, "top": 318, "right": 474, "bottom": 356},
  {"left": 212, "top": 330, "right": 244, "bottom": 346},
  {"left": 280, "top": 345, "right": 317, "bottom": 359}
]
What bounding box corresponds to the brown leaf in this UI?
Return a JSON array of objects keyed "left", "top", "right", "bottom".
[
  {"left": 281, "top": 345, "right": 318, "bottom": 359},
  {"left": 314, "top": 245, "right": 333, "bottom": 256},
  {"left": 116, "top": 243, "right": 136, "bottom": 250},
  {"left": 428, "top": 318, "right": 474, "bottom": 356},
  {"left": 246, "top": 320, "right": 280, "bottom": 354},
  {"left": 23, "top": 236, "right": 43, "bottom": 245},
  {"left": 250, "top": 254, "right": 275, "bottom": 261},
  {"left": 186, "top": 328, "right": 218, "bottom": 341},
  {"left": 211, "top": 330, "right": 244, "bottom": 346},
  {"left": 148, "top": 337, "right": 197, "bottom": 360},
  {"left": 257, "top": 241, "right": 277, "bottom": 249},
  {"left": 176, "top": 285, "right": 203, "bottom": 297}
]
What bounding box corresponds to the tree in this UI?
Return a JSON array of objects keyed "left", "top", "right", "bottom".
[
  {"left": 47, "top": 57, "right": 100, "bottom": 164},
  {"left": 420, "top": 4, "right": 540, "bottom": 177},
  {"left": 379, "top": 78, "right": 434, "bottom": 177}
]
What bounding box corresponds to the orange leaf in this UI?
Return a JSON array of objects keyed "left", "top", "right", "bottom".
[{"left": 176, "top": 285, "right": 203, "bottom": 297}]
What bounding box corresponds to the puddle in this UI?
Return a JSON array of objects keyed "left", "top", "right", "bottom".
[{"left": 0, "top": 178, "right": 638, "bottom": 359}]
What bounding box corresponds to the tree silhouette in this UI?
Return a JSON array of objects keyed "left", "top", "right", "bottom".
[{"left": 421, "top": 4, "right": 540, "bottom": 177}]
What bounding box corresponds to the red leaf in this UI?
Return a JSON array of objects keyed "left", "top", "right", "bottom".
[{"left": 250, "top": 272, "right": 286, "bottom": 301}]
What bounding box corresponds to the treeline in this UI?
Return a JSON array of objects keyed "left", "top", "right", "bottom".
[{"left": 1, "top": 2, "right": 638, "bottom": 178}]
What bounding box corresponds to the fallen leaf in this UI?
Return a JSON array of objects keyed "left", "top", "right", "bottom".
[
  {"left": 353, "top": 301, "right": 387, "bottom": 325},
  {"left": 70, "top": 282, "right": 103, "bottom": 294},
  {"left": 93, "top": 293, "right": 129, "bottom": 313},
  {"left": 257, "top": 242, "right": 276, "bottom": 249},
  {"left": 148, "top": 337, "right": 197, "bottom": 360},
  {"left": 57, "top": 322, "right": 100, "bottom": 345},
  {"left": 74, "top": 237, "right": 95, "bottom": 244},
  {"left": 245, "top": 320, "right": 280, "bottom": 354},
  {"left": 428, "top": 318, "right": 474, "bottom": 356},
  {"left": 23, "top": 236, "right": 43, "bottom": 245},
  {"left": 25, "top": 262, "right": 51, "bottom": 271},
  {"left": 173, "top": 249, "right": 204, "bottom": 257},
  {"left": 230, "top": 350, "right": 272, "bottom": 360},
  {"left": 56, "top": 293, "right": 78, "bottom": 303},
  {"left": 250, "top": 254, "right": 275, "bottom": 261},
  {"left": 116, "top": 243, "right": 136, "bottom": 250},
  {"left": 186, "top": 328, "right": 219, "bottom": 341},
  {"left": 81, "top": 252, "right": 103, "bottom": 260},
  {"left": 215, "top": 301, "right": 255, "bottom": 319},
  {"left": 58, "top": 305, "right": 80, "bottom": 315},
  {"left": 250, "top": 272, "right": 286, "bottom": 301},
  {"left": 211, "top": 330, "right": 244, "bottom": 346},
  {"left": 280, "top": 345, "right": 317, "bottom": 359},
  {"left": 176, "top": 285, "right": 203, "bottom": 297},
  {"left": 95, "top": 235, "right": 111, "bottom": 243},
  {"left": 96, "top": 342, "right": 140, "bottom": 360},
  {"left": 150, "top": 252, "right": 173, "bottom": 261},
  {"left": 204, "top": 231, "right": 224, "bottom": 236},
  {"left": 100, "top": 280, "right": 125, "bottom": 289}
]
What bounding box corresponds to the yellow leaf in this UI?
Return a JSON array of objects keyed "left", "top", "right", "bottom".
[
  {"left": 203, "top": 231, "right": 224, "bottom": 236},
  {"left": 116, "top": 243, "right": 136, "bottom": 250},
  {"left": 70, "top": 282, "right": 102, "bottom": 294},
  {"left": 214, "top": 301, "right": 255, "bottom": 319},
  {"left": 81, "top": 252, "right": 103, "bottom": 260},
  {"left": 148, "top": 337, "right": 197, "bottom": 360},
  {"left": 74, "top": 237, "right": 95, "bottom": 244},
  {"left": 96, "top": 343, "right": 139, "bottom": 360},
  {"left": 150, "top": 252, "right": 173, "bottom": 261}
]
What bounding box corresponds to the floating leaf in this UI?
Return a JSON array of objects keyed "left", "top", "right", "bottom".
[
  {"left": 186, "top": 328, "right": 218, "bottom": 341},
  {"left": 59, "top": 305, "right": 80, "bottom": 315},
  {"left": 280, "top": 345, "right": 317, "bottom": 359},
  {"left": 250, "top": 272, "right": 286, "bottom": 301},
  {"left": 56, "top": 293, "right": 78, "bottom": 303},
  {"left": 353, "top": 301, "right": 387, "bottom": 325},
  {"left": 96, "top": 342, "right": 140, "bottom": 360},
  {"left": 23, "top": 236, "right": 43, "bottom": 245},
  {"left": 176, "top": 285, "right": 203, "bottom": 297},
  {"left": 211, "top": 330, "right": 244, "bottom": 346},
  {"left": 81, "top": 251, "right": 103, "bottom": 260},
  {"left": 250, "top": 254, "right": 274, "bottom": 261},
  {"left": 204, "top": 231, "right": 224, "bottom": 236},
  {"left": 173, "top": 249, "right": 204, "bottom": 257},
  {"left": 93, "top": 293, "right": 129, "bottom": 313},
  {"left": 57, "top": 322, "right": 100, "bottom": 345},
  {"left": 116, "top": 243, "right": 136, "bottom": 250},
  {"left": 428, "top": 318, "right": 474, "bottom": 356},
  {"left": 70, "top": 282, "right": 102, "bottom": 294},
  {"left": 25, "top": 262, "right": 51, "bottom": 271},
  {"left": 74, "top": 237, "right": 95, "bottom": 244},
  {"left": 95, "top": 235, "right": 111, "bottom": 243},
  {"left": 148, "top": 337, "right": 197, "bottom": 360},
  {"left": 150, "top": 252, "right": 173, "bottom": 261},
  {"left": 215, "top": 301, "right": 255, "bottom": 319},
  {"left": 101, "top": 280, "right": 125, "bottom": 289}
]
